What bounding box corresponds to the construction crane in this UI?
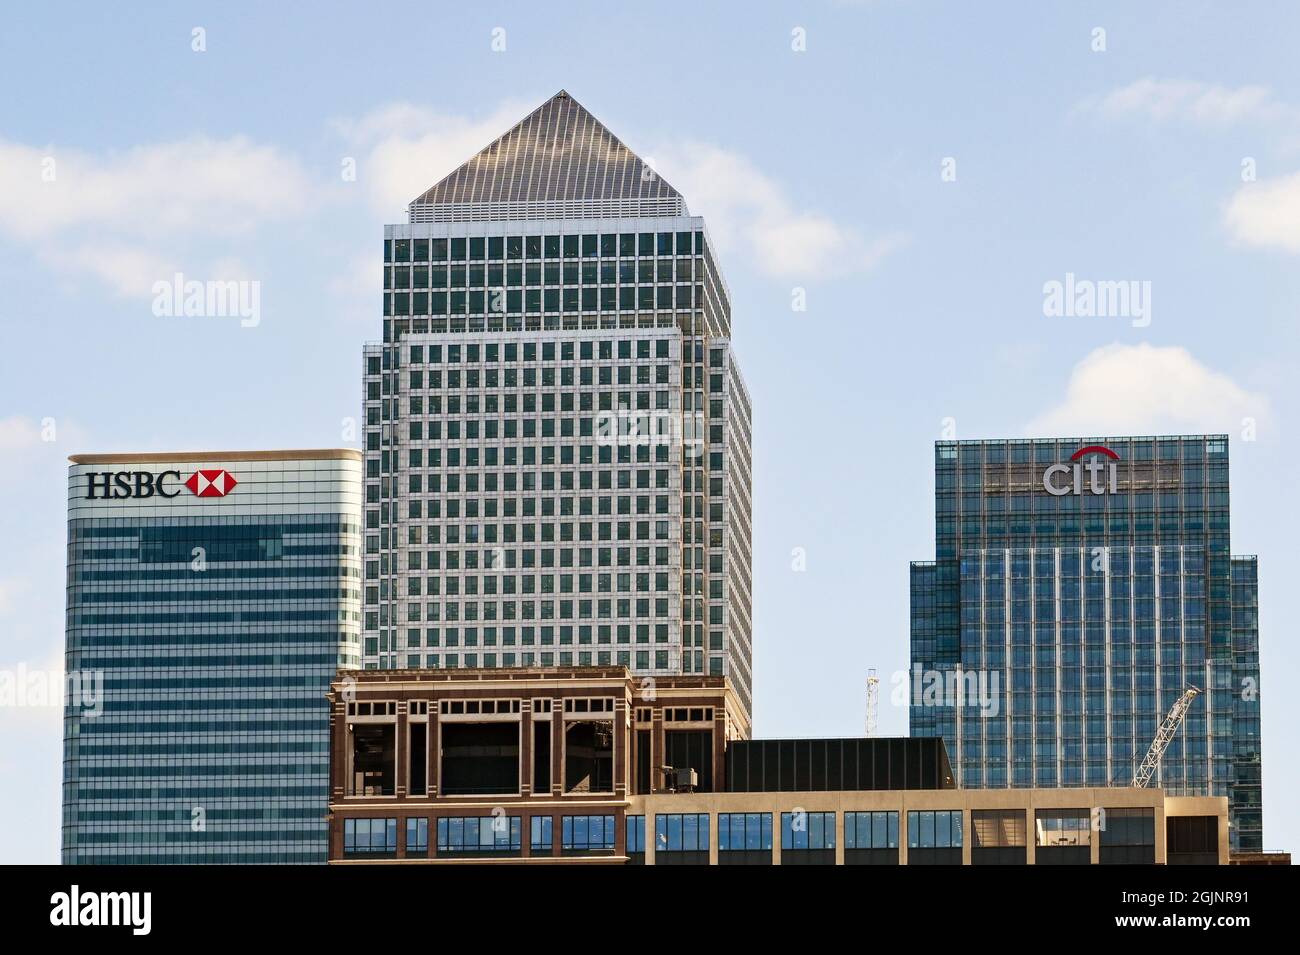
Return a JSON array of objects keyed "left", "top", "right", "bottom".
[
  {"left": 1131, "top": 686, "right": 1200, "bottom": 789},
  {"left": 865, "top": 669, "right": 879, "bottom": 737}
]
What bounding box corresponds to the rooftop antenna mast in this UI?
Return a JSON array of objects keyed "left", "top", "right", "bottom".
[{"left": 866, "top": 669, "right": 880, "bottom": 737}]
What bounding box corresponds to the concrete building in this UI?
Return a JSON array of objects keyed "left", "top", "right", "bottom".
[
  {"left": 61, "top": 450, "right": 362, "bottom": 863},
  {"left": 363, "top": 90, "right": 755, "bottom": 721},
  {"left": 326, "top": 668, "right": 1228, "bottom": 865}
]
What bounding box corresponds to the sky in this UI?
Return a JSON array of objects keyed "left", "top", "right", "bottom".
[{"left": 2, "top": 1, "right": 1298, "bottom": 864}]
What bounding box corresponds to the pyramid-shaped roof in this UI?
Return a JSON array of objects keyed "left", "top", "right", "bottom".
[{"left": 408, "top": 90, "right": 686, "bottom": 222}]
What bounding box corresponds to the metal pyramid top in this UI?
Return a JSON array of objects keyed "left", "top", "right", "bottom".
[{"left": 408, "top": 90, "right": 687, "bottom": 223}]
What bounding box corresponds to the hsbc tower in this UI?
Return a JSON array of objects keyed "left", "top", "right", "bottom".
[
  {"left": 61, "top": 450, "right": 363, "bottom": 863},
  {"left": 909, "top": 435, "right": 1264, "bottom": 852}
]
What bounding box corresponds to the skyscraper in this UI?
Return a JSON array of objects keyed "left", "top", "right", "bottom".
[
  {"left": 62, "top": 450, "right": 363, "bottom": 863},
  {"left": 909, "top": 435, "right": 1263, "bottom": 851},
  {"left": 364, "top": 91, "right": 755, "bottom": 721}
]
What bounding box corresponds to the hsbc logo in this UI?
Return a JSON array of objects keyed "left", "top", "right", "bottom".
[
  {"left": 1043, "top": 445, "right": 1120, "bottom": 496},
  {"left": 184, "top": 469, "right": 239, "bottom": 497},
  {"left": 85, "top": 469, "right": 238, "bottom": 500}
]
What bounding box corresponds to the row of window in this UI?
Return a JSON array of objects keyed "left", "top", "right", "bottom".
[
  {"left": 362, "top": 446, "right": 732, "bottom": 478},
  {"left": 942, "top": 492, "right": 1229, "bottom": 513},
  {"left": 398, "top": 369, "right": 677, "bottom": 393},
  {"left": 343, "top": 814, "right": 619, "bottom": 856},
  {"left": 384, "top": 232, "right": 705, "bottom": 263},
  {"left": 389, "top": 575, "right": 678, "bottom": 599},
  {"left": 962, "top": 602, "right": 1209, "bottom": 625},
  {"left": 386, "top": 261, "right": 700, "bottom": 289},
  {"left": 371, "top": 338, "right": 699, "bottom": 369},
  {"left": 388, "top": 624, "right": 705, "bottom": 646},
  {"left": 366, "top": 649, "right": 713, "bottom": 673},
  {"left": 938, "top": 438, "right": 1226, "bottom": 465},
  {"left": 371, "top": 623, "right": 724, "bottom": 645},
  {"left": 342, "top": 807, "right": 1159, "bottom": 858},
  {"left": 379, "top": 598, "right": 681, "bottom": 621},
  {"left": 378, "top": 316, "right": 710, "bottom": 345},
  {"left": 384, "top": 287, "right": 703, "bottom": 316},
  {"left": 962, "top": 546, "right": 1206, "bottom": 576}
]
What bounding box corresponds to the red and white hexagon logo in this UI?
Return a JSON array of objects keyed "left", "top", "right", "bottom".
[{"left": 184, "top": 469, "right": 239, "bottom": 498}]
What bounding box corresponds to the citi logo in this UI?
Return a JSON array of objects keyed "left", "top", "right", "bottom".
[
  {"left": 85, "top": 469, "right": 238, "bottom": 499},
  {"left": 1042, "top": 445, "right": 1120, "bottom": 496}
]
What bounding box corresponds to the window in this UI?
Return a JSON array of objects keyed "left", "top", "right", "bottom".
[
  {"left": 406, "top": 817, "right": 429, "bottom": 857},
  {"left": 781, "top": 811, "right": 835, "bottom": 850},
  {"left": 1167, "top": 816, "right": 1219, "bottom": 865},
  {"left": 1035, "top": 810, "right": 1091, "bottom": 846},
  {"left": 971, "top": 809, "right": 1027, "bottom": 864},
  {"left": 1100, "top": 807, "right": 1155, "bottom": 864},
  {"left": 847, "top": 812, "right": 894, "bottom": 849},
  {"left": 718, "top": 812, "right": 772, "bottom": 865},
  {"left": 654, "top": 813, "right": 710, "bottom": 864},
  {"left": 906, "top": 810, "right": 963, "bottom": 865},
  {"left": 972, "top": 810, "right": 1026, "bottom": 847},
  {"left": 562, "top": 814, "right": 616, "bottom": 853},
  {"left": 436, "top": 816, "right": 522, "bottom": 856},
  {"left": 908, "top": 810, "right": 963, "bottom": 848},
  {"left": 845, "top": 811, "right": 899, "bottom": 859},
  {"left": 1035, "top": 809, "right": 1092, "bottom": 865},
  {"left": 626, "top": 815, "right": 646, "bottom": 856},
  {"left": 343, "top": 817, "right": 397, "bottom": 857},
  {"left": 530, "top": 815, "right": 553, "bottom": 853},
  {"left": 719, "top": 813, "right": 772, "bottom": 851}
]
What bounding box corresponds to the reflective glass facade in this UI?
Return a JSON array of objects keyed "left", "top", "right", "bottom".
[
  {"left": 62, "top": 452, "right": 362, "bottom": 863},
  {"left": 909, "top": 435, "right": 1263, "bottom": 851}
]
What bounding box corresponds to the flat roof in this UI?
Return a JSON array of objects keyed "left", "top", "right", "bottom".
[{"left": 68, "top": 449, "right": 362, "bottom": 464}]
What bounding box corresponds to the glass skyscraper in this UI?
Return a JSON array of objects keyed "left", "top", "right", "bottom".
[
  {"left": 62, "top": 450, "right": 362, "bottom": 863},
  {"left": 364, "top": 90, "right": 754, "bottom": 720},
  {"left": 909, "top": 435, "right": 1263, "bottom": 851}
]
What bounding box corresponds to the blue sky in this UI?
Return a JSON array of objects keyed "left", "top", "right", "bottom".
[{"left": 2, "top": 1, "right": 1298, "bottom": 863}]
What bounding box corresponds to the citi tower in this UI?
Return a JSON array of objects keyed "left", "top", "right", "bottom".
[{"left": 909, "top": 435, "right": 1263, "bottom": 851}]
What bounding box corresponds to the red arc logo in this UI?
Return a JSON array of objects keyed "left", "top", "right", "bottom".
[
  {"left": 1069, "top": 445, "right": 1120, "bottom": 461},
  {"left": 184, "top": 469, "right": 238, "bottom": 498}
]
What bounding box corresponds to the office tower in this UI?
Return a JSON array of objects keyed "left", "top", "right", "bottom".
[
  {"left": 364, "top": 90, "right": 754, "bottom": 720},
  {"left": 62, "top": 450, "right": 362, "bottom": 863},
  {"left": 909, "top": 435, "right": 1263, "bottom": 851}
]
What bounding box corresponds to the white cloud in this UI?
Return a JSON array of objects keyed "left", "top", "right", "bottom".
[
  {"left": 0, "top": 648, "right": 71, "bottom": 731},
  {"left": 0, "top": 414, "right": 88, "bottom": 485},
  {"left": 1025, "top": 343, "right": 1267, "bottom": 437},
  {"left": 0, "top": 136, "right": 315, "bottom": 298},
  {"left": 334, "top": 99, "right": 540, "bottom": 217},
  {"left": 327, "top": 249, "right": 384, "bottom": 307},
  {"left": 0, "top": 415, "right": 46, "bottom": 452},
  {"left": 1224, "top": 171, "right": 1300, "bottom": 253},
  {"left": 0, "top": 137, "right": 311, "bottom": 239},
  {"left": 338, "top": 100, "right": 901, "bottom": 279},
  {"left": 1094, "top": 78, "right": 1290, "bottom": 125},
  {"left": 55, "top": 242, "right": 179, "bottom": 298},
  {"left": 653, "top": 143, "right": 904, "bottom": 279}
]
